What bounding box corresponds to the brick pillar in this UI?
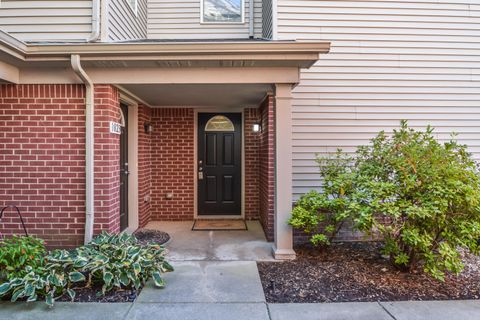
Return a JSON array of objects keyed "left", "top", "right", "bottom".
[
  {"left": 259, "top": 94, "right": 275, "bottom": 241},
  {"left": 93, "top": 85, "right": 122, "bottom": 235},
  {"left": 244, "top": 108, "right": 260, "bottom": 220}
]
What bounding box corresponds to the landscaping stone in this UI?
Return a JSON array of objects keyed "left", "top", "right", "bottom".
[
  {"left": 268, "top": 302, "right": 392, "bottom": 320},
  {"left": 136, "top": 260, "right": 266, "bottom": 303},
  {"left": 127, "top": 303, "right": 269, "bottom": 320}
]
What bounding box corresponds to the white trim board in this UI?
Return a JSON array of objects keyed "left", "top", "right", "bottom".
[{"left": 119, "top": 94, "right": 140, "bottom": 233}]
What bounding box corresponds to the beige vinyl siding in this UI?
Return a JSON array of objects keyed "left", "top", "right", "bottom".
[
  {"left": 254, "top": 0, "right": 263, "bottom": 38},
  {"left": 0, "top": 0, "right": 92, "bottom": 42},
  {"left": 147, "top": 0, "right": 262, "bottom": 40},
  {"left": 275, "top": 0, "right": 480, "bottom": 199},
  {"left": 108, "top": 0, "right": 147, "bottom": 41}
]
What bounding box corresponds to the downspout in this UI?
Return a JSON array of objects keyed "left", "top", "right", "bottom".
[
  {"left": 88, "top": 0, "right": 101, "bottom": 42},
  {"left": 249, "top": 0, "right": 254, "bottom": 38},
  {"left": 71, "top": 55, "right": 95, "bottom": 244}
]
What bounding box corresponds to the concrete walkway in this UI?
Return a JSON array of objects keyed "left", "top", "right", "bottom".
[
  {"left": 1, "top": 227, "right": 479, "bottom": 320},
  {"left": 144, "top": 220, "right": 274, "bottom": 261},
  {"left": 2, "top": 297, "right": 479, "bottom": 319}
]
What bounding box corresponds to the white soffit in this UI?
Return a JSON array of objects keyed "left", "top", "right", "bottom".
[{"left": 121, "top": 83, "right": 272, "bottom": 108}]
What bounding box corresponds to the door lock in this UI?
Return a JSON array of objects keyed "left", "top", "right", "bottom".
[{"left": 198, "top": 172, "right": 204, "bottom": 180}]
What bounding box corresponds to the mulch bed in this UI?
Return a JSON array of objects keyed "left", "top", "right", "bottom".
[
  {"left": 257, "top": 242, "right": 480, "bottom": 303},
  {"left": 57, "top": 283, "right": 140, "bottom": 303},
  {"left": 133, "top": 229, "right": 170, "bottom": 246}
]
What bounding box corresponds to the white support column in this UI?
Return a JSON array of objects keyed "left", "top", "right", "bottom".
[{"left": 273, "top": 83, "right": 296, "bottom": 260}]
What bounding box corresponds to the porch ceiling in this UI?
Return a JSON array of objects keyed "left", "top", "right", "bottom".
[{"left": 121, "top": 84, "right": 272, "bottom": 108}]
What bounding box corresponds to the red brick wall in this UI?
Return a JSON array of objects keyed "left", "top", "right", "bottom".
[
  {"left": 0, "top": 84, "right": 86, "bottom": 247},
  {"left": 93, "top": 85, "right": 121, "bottom": 235},
  {"left": 138, "top": 104, "right": 152, "bottom": 227},
  {"left": 0, "top": 84, "right": 121, "bottom": 248},
  {"left": 150, "top": 108, "right": 194, "bottom": 220},
  {"left": 259, "top": 95, "right": 275, "bottom": 241},
  {"left": 244, "top": 108, "right": 260, "bottom": 220}
]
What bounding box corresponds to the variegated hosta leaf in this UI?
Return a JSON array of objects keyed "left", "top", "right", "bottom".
[
  {"left": 152, "top": 272, "right": 165, "bottom": 288},
  {"left": 67, "top": 288, "right": 76, "bottom": 301},
  {"left": 103, "top": 271, "right": 113, "bottom": 286},
  {"left": 0, "top": 283, "right": 10, "bottom": 296},
  {"left": 68, "top": 272, "right": 85, "bottom": 282}
]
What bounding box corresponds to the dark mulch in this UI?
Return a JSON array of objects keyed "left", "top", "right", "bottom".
[
  {"left": 133, "top": 229, "right": 170, "bottom": 246},
  {"left": 257, "top": 242, "right": 480, "bottom": 303},
  {"left": 57, "top": 283, "right": 141, "bottom": 303},
  {"left": 0, "top": 282, "right": 142, "bottom": 303}
]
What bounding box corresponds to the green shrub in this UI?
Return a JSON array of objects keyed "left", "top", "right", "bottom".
[
  {"left": 0, "top": 236, "right": 46, "bottom": 281},
  {"left": 351, "top": 121, "right": 480, "bottom": 280},
  {"left": 290, "top": 121, "right": 480, "bottom": 280},
  {"left": 288, "top": 150, "right": 354, "bottom": 246},
  {"left": 0, "top": 232, "right": 173, "bottom": 306}
]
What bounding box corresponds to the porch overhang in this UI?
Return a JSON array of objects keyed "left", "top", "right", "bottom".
[{"left": 0, "top": 30, "right": 330, "bottom": 85}]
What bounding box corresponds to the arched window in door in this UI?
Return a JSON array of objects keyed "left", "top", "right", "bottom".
[{"left": 205, "top": 115, "right": 235, "bottom": 132}]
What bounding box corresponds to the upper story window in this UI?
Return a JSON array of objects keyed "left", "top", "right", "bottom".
[
  {"left": 201, "top": 0, "right": 244, "bottom": 23},
  {"left": 126, "top": 0, "right": 138, "bottom": 15}
]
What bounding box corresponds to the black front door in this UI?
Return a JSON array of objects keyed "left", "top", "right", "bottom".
[
  {"left": 198, "top": 113, "right": 242, "bottom": 215},
  {"left": 119, "top": 104, "right": 129, "bottom": 231}
]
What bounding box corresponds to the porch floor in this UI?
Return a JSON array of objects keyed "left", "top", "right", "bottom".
[{"left": 144, "top": 220, "right": 274, "bottom": 261}]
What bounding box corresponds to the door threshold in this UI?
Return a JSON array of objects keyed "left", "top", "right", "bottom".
[{"left": 195, "top": 215, "right": 244, "bottom": 220}]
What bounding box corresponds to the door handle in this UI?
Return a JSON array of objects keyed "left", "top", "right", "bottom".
[{"left": 122, "top": 163, "right": 129, "bottom": 176}]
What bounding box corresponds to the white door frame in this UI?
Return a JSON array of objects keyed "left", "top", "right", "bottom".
[
  {"left": 193, "top": 108, "right": 245, "bottom": 220},
  {"left": 119, "top": 93, "right": 139, "bottom": 233}
]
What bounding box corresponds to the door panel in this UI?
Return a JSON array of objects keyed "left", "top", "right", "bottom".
[
  {"left": 222, "top": 175, "right": 234, "bottom": 202},
  {"left": 119, "top": 104, "right": 129, "bottom": 231},
  {"left": 206, "top": 176, "right": 217, "bottom": 202},
  {"left": 198, "top": 113, "right": 242, "bottom": 215},
  {"left": 222, "top": 134, "right": 234, "bottom": 165},
  {"left": 205, "top": 134, "right": 217, "bottom": 166}
]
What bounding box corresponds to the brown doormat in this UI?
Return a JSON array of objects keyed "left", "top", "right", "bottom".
[{"left": 192, "top": 219, "right": 248, "bottom": 231}]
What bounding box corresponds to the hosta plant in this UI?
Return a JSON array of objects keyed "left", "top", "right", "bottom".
[
  {"left": 0, "top": 232, "right": 173, "bottom": 306},
  {"left": 288, "top": 150, "right": 354, "bottom": 246},
  {"left": 68, "top": 232, "right": 174, "bottom": 294},
  {"left": 0, "top": 266, "right": 83, "bottom": 307}
]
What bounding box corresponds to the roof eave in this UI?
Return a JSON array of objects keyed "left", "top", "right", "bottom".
[{"left": 1, "top": 36, "right": 329, "bottom": 66}]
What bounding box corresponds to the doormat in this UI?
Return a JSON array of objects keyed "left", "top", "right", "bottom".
[{"left": 192, "top": 219, "right": 248, "bottom": 231}]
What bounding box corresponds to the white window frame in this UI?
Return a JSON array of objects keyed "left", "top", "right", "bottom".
[
  {"left": 200, "top": 0, "right": 245, "bottom": 24},
  {"left": 125, "top": 0, "right": 138, "bottom": 16}
]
